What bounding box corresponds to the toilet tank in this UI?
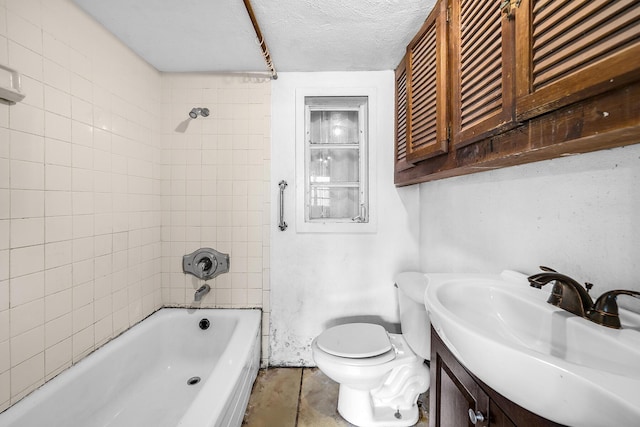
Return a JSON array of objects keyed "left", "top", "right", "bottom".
[{"left": 396, "top": 272, "right": 431, "bottom": 360}]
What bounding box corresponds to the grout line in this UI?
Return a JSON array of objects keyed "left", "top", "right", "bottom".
[{"left": 294, "top": 367, "right": 304, "bottom": 426}]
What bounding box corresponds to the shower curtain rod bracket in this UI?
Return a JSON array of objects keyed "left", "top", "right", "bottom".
[{"left": 243, "top": 0, "right": 278, "bottom": 80}]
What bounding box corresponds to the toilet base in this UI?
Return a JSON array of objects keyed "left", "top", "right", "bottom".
[{"left": 337, "top": 384, "right": 421, "bottom": 427}]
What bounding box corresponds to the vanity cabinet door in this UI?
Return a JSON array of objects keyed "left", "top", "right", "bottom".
[
  {"left": 431, "top": 328, "right": 492, "bottom": 427},
  {"left": 515, "top": 0, "right": 640, "bottom": 120}
]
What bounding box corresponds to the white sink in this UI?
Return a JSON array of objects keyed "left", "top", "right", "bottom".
[{"left": 425, "top": 270, "right": 640, "bottom": 427}]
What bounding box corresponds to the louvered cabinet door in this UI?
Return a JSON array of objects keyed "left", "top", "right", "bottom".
[
  {"left": 406, "top": 0, "right": 449, "bottom": 162},
  {"left": 395, "top": 54, "right": 413, "bottom": 173},
  {"left": 516, "top": 0, "right": 640, "bottom": 120},
  {"left": 450, "top": 0, "right": 516, "bottom": 148}
]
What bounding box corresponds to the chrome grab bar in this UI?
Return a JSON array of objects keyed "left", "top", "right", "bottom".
[{"left": 278, "top": 180, "right": 288, "bottom": 231}]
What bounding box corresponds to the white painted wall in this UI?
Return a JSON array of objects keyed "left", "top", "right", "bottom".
[
  {"left": 270, "top": 72, "right": 420, "bottom": 366},
  {"left": 418, "top": 144, "right": 640, "bottom": 306}
]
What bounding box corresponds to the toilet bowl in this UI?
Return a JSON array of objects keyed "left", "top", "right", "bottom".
[{"left": 311, "top": 272, "right": 431, "bottom": 427}]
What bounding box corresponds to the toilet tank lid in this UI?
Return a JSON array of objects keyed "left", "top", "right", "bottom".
[
  {"left": 317, "top": 323, "right": 392, "bottom": 358},
  {"left": 395, "top": 272, "right": 428, "bottom": 302}
]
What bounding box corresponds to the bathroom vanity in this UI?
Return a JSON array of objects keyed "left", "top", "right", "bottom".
[{"left": 429, "top": 328, "right": 564, "bottom": 427}]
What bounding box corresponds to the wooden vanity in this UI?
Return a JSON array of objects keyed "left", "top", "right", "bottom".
[{"left": 429, "top": 327, "right": 566, "bottom": 427}]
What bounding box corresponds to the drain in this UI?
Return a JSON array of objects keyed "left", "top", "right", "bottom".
[
  {"left": 187, "top": 376, "right": 201, "bottom": 386},
  {"left": 199, "top": 318, "right": 210, "bottom": 330}
]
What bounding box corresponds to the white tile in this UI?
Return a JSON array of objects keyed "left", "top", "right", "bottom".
[
  {"left": 10, "top": 217, "right": 44, "bottom": 248},
  {"left": 0, "top": 280, "right": 7, "bottom": 311},
  {"left": 71, "top": 326, "right": 93, "bottom": 362},
  {"left": 44, "top": 289, "right": 71, "bottom": 323},
  {"left": 44, "top": 164, "right": 71, "bottom": 191},
  {"left": 10, "top": 325, "right": 44, "bottom": 367},
  {"left": 0, "top": 158, "right": 6, "bottom": 188},
  {"left": 70, "top": 75, "right": 92, "bottom": 102},
  {"left": 44, "top": 215, "right": 72, "bottom": 243},
  {"left": 71, "top": 98, "right": 93, "bottom": 125},
  {"left": 42, "top": 59, "right": 69, "bottom": 93},
  {"left": 45, "top": 337, "right": 71, "bottom": 378},
  {"left": 94, "top": 315, "right": 112, "bottom": 347},
  {"left": 71, "top": 168, "right": 93, "bottom": 192},
  {"left": 5, "top": 0, "right": 42, "bottom": 27},
  {"left": 10, "top": 131, "right": 44, "bottom": 163},
  {"left": 44, "top": 264, "right": 72, "bottom": 296},
  {"left": 0, "top": 339, "right": 9, "bottom": 373},
  {"left": 42, "top": 32, "right": 69, "bottom": 67},
  {"left": 8, "top": 40, "right": 42, "bottom": 81},
  {"left": 44, "top": 112, "right": 71, "bottom": 142},
  {"left": 8, "top": 102, "right": 44, "bottom": 136},
  {"left": 44, "top": 138, "right": 71, "bottom": 166},
  {"left": 72, "top": 215, "right": 93, "bottom": 239},
  {"left": 71, "top": 144, "right": 92, "bottom": 169},
  {"left": 10, "top": 160, "right": 44, "bottom": 190},
  {"left": 10, "top": 352, "right": 43, "bottom": 398},
  {"left": 9, "top": 245, "right": 44, "bottom": 278},
  {"left": 10, "top": 297, "right": 44, "bottom": 336},
  {"left": 0, "top": 250, "right": 8, "bottom": 282},
  {"left": 18, "top": 76, "right": 44, "bottom": 109},
  {"left": 72, "top": 259, "right": 93, "bottom": 287},
  {"left": 72, "top": 303, "right": 93, "bottom": 333},
  {"left": 44, "top": 190, "right": 71, "bottom": 216},
  {"left": 0, "top": 310, "right": 8, "bottom": 343},
  {"left": 72, "top": 192, "right": 93, "bottom": 215},
  {"left": 71, "top": 121, "right": 92, "bottom": 146},
  {"left": 44, "top": 85, "right": 71, "bottom": 118},
  {"left": 44, "top": 240, "right": 71, "bottom": 270}
]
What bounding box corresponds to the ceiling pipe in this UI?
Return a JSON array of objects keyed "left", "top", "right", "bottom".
[{"left": 242, "top": 0, "right": 278, "bottom": 80}]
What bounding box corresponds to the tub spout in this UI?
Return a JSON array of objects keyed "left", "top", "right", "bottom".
[{"left": 194, "top": 284, "right": 210, "bottom": 302}]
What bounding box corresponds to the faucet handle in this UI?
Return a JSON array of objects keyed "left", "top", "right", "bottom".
[
  {"left": 585, "top": 282, "right": 594, "bottom": 294},
  {"left": 589, "top": 290, "right": 640, "bottom": 329}
]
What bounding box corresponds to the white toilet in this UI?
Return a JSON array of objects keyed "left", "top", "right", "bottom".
[{"left": 311, "top": 272, "right": 430, "bottom": 427}]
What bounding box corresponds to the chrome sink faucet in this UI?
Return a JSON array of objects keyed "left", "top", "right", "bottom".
[{"left": 528, "top": 266, "right": 640, "bottom": 329}]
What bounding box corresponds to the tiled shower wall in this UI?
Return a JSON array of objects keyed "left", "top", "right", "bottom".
[
  {"left": 1, "top": 0, "right": 272, "bottom": 412},
  {"left": 160, "top": 73, "right": 271, "bottom": 366},
  {"left": 0, "top": 0, "right": 163, "bottom": 410}
]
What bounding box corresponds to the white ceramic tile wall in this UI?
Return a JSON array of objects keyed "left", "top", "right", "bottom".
[
  {"left": 0, "top": 0, "right": 163, "bottom": 411},
  {"left": 159, "top": 73, "right": 271, "bottom": 366},
  {"left": 1, "top": 0, "right": 272, "bottom": 413}
]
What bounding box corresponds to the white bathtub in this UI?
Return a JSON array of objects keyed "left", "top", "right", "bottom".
[{"left": 0, "top": 308, "right": 261, "bottom": 427}]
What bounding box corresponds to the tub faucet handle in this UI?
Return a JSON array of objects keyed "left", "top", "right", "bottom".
[{"left": 183, "top": 248, "right": 230, "bottom": 280}]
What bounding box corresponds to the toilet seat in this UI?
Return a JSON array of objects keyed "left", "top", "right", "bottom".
[{"left": 316, "top": 323, "right": 393, "bottom": 358}]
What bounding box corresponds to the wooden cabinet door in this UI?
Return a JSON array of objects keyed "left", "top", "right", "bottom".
[
  {"left": 395, "top": 54, "right": 413, "bottom": 173},
  {"left": 431, "top": 329, "right": 491, "bottom": 427},
  {"left": 450, "top": 0, "right": 516, "bottom": 148},
  {"left": 515, "top": 0, "right": 640, "bottom": 120},
  {"left": 406, "top": 0, "right": 449, "bottom": 162}
]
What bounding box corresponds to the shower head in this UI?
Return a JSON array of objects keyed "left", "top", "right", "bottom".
[{"left": 189, "top": 107, "right": 210, "bottom": 119}]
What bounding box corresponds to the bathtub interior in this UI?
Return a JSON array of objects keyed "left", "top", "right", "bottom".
[{"left": 0, "top": 308, "right": 261, "bottom": 427}]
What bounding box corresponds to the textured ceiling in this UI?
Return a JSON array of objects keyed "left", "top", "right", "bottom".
[{"left": 72, "top": 0, "right": 434, "bottom": 73}]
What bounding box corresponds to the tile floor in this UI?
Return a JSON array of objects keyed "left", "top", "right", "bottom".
[{"left": 242, "top": 368, "right": 430, "bottom": 427}]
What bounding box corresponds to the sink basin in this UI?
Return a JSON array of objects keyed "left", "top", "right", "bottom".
[{"left": 425, "top": 270, "right": 640, "bottom": 427}]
